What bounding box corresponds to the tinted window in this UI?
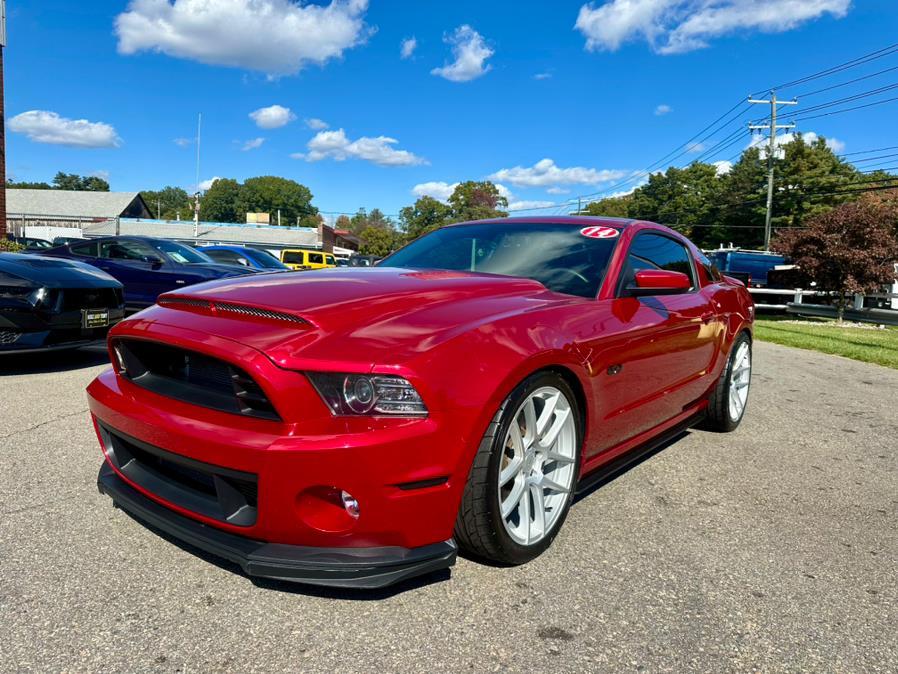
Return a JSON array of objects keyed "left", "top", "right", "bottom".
[
  {"left": 618, "top": 232, "right": 696, "bottom": 293},
  {"left": 70, "top": 241, "right": 100, "bottom": 257},
  {"left": 244, "top": 249, "right": 286, "bottom": 269},
  {"left": 154, "top": 240, "right": 214, "bottom": 264},
  {"left": 325, "top": 255, "right": 335, "bottom": 265},
  {"left": 206, "top": 250, "right": 245, "bottom": 265},
  {"left": 696, "top": 250, "right": 722, "bottom": 282},
  {"left": 282, "top": 251, "right": 305, "bottom": 264},
  {"left": 381, "top": 223, "right": 620, "bottom": 298},
  {"left": 100, "top": 240, "right": 161, "bottom": 261},
  {"left": 308, "top": 253, "right": 324, "bottom": 264}
]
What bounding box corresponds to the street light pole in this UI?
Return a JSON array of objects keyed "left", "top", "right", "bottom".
[{"left": 0, "top": 1, "right": 8, "bottom": 240}]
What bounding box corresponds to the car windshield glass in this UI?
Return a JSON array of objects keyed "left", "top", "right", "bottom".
[
  {"left": 381, "top": 223, "right": 620, "bottom": 298},
  {"left": 154, "top": 240, "right": 213, "bottom": 264},
  {"left": 245, "top": 249, "right": 287, "bottom": 269}
]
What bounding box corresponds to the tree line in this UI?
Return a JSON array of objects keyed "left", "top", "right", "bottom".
[{"left": 7, "top": 172, "right": 110, "bottom": 192}]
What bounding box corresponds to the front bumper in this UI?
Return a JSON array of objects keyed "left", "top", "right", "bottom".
[{"left": 98, "top": 462, "right": 457, "bottom": 589}]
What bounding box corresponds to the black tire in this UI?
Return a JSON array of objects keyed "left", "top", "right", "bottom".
[
  {"left": 454, "top": 372, "right": 582, "bottom": 565},
  {"left": 702, "top": 332, "right": 752, "bottom": 432}
]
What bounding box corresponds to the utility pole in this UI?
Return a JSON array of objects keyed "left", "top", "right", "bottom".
[
  {"left": 0, "top": 1, "right": 8, "bottom": 240},
  {"left": 193, "top": 113, "right": 202, "bottom": 239},
  {"left": 748, "top": 91, "right": 797, "bottom": 250}
]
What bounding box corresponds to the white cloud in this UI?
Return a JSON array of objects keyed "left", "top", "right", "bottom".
[
  {"left": 431, "top": 25, "right": 494, "bottom": 82},
  {"left": 490, "top": 158, "right": 628, "bottom": 188},
  {"left": 305, "top": 118, "right": 329, "bottom": 130},
  {"left": 547, "top": 186, "right": 570, "bottom": 194},
  {"left": 746, "top": 130, "right": 844, "bottom": 158},
  {"left": 575, "top": 0, "right": 850, "bottom": 55},
  {"left": 249, "top": 104, "right": 296, "bottom": 129},
  {"left": 8, "top": 110, "right": 121, "bottom": 148},
  {"left": 242, "top": 137, "right": 266, "bottom": 151},
  {"left": 91, "top": 170, "right": 111, "bottom": 181},
  {"left": 686, "top": 141, "right": 706, "bottom": 153},
  {"left": 508, "top": 200, "right": 555, "bottom": 212},
  {"left": 296, "top": 128, "right": 426, "bottom": 166},
  {"left": 655, "top": 104, "right": 672, "bottom": 116},
  {"left": 173, "top": 137, "right": 193, "bottom": 147},
  {"left": 412, "top": 181, "right": 458, "bottom": 202},
  {"left": 115, "top": 0, "right": 371, "bottom": 76},
  {"left": 199, "top": 176, "right": 220, "bottom": 191},
  {"left": 534, "top": 72, "right": 552, "bottom": 80},
  {"left": 400, "top": 37, "right": 417, "bottom": 59},
  {"left": 713, "top": 160, "right": 733, "bottom": 175}
]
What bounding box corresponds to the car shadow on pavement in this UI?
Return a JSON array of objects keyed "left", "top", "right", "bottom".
[
  {"left": 0, "top": 345, "right": 109, "bottom": 375},
  {"left": 118, "top": 509, "right": 452, "bottom": 600}
]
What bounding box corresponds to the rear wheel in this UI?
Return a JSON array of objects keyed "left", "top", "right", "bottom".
[
  {"left": 703, "top": 333, "right": 752, "bottom": 432},
  {"left": 455, "top": 372, "right": 582, "bottom": 565}
]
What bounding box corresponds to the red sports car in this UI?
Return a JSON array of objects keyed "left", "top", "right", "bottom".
[{"left": 88, "top": 217, "right": 754, "bottom": 588}]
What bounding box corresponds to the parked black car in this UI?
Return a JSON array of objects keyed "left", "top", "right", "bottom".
[
  {"left": 347, "top": 255, "right": 382, "bottom": 267},
  {"left": 6, "top": 235, "right": 53, "bottom": 250},
  {"left": 0, "top": 252, "right": 125, "bottom": 354},
  {"left": 39, "top": 236, "right": 255, "bottom": 312}
]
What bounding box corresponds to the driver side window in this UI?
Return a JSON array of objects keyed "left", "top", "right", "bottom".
[
  {"left": 100, "top": 240, "right": 160, "bottom": 262},
  {"left": 618, "top": 233, "right": 696, "bottom": 295}
]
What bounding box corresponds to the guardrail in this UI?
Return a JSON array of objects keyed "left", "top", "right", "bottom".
[
  {"left": 748, "top": 287, "right": 898, "bottom": 325},
  {"left": 748, "top": 288, "right": 830, "bottom": 310}
]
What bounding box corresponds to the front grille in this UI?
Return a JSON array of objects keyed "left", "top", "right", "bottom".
[
  {"left": 0, "top": 331, "right": 21, "bottom": 344},
  {"left": 115, "top": 339, "right": 281, "bottom": 421},
  {"left": 62, "top": 287, "right": 124, "bottom": 311},
  {"left": 157, "top": 296, "right": 306, "bottom": 325},
  {"left": 98, "top": 422, "right": 259, "bottom": 526}
]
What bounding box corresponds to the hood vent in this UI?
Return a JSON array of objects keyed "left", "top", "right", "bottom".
[{"left": 158, "top": 296, "right": 307, "bottom": 325}]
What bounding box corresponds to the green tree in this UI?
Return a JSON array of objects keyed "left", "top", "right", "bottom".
[
  {"left": 448, "top": 181, "right": 508, "bottom": 221},
  {"left": 201, "top": 178, "right": 242, "bottom": 223},
  {"left": 359, "top": 225, "right": 397, "bottom": 256},
  {"left": 334, "top": 214, "right": 352, "bottom": 231},
  {"left": 141, "top": 186, "right": 192, "bottom": 220},
  {"left": 579, "top": 195, "right": 632, "bottom": 218},
  {"left": 238, "top": 176, "right": 317, "bottom": 225},
  {"left": 52, "top": 172, "right": 110, "bottom": 191},
  {"left": 400, "top": 195, "right": 452, "bottom": 240},
  {"left": 6, "top": 179, "right": 52, "bottom": 189}
]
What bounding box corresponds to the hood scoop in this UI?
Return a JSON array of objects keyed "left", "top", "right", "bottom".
[{"left": 158, "top": 295, "right": 309, "bottom": 326}]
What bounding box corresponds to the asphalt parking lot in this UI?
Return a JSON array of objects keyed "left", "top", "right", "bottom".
[{"left": 1, "top": 342, "right": 896, "bottom": 673}]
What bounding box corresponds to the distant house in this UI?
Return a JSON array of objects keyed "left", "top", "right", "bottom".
[{"left": 6, "top": 189, "right": 152, "bottom": 227}]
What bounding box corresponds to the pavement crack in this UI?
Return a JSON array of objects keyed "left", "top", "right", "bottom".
[{"left": 0, "top": 408, "right": 90, "bottom": 441}]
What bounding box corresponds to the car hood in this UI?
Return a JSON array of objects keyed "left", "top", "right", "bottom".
[
  {"left": 155, "top": 267, "right": 572, "bottom": 368},
  {"left": 0, "top": 252, "right": 121, "bottom": 288}
]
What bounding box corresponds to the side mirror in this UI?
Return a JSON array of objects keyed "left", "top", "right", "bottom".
[{"left": 628, "top": 269, "right": 692, "bottom": 296}]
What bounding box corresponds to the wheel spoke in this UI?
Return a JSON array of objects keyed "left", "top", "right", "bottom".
[
  {"left": 536, "top": 392, "right": 560, "bottom": 436},
  {"left": 538, "top": 407, "right": 570, "bottom": 450},
  {"left": 521, "top": 397, "right": 537, "bottom": 448},
  {"left": 734, "top": 379, "right": 750, "bottom": 390},
  {"left": 519, "top": 484, "right": 531, "bottom": 543},
  {"left": 545, "top": 449, "right": 574, "bottom": 466},
  {"left": 531, "top": 485, "right": 545, "bottom": 539},
  {"left": 501, "top": 480, "right": 526, "bottom": 518},
  {"left": 542, "top": 476, "right": 570, "bottom": 494},
  {"left": 499, "top": 456, "right": 523, "bottom": 487}
]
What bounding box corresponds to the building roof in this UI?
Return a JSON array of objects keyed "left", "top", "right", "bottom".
[
  {"left": 83, "top": 218, "right": 319, "bottom": 248},
  {"left": 6, "top": 189, "right": 146, "bottom": 219}
]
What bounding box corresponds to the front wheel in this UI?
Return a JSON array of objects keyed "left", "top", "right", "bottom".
[
  {"left": 455, "top": 372, "right": 582, "bottom": 565},
  {"left": 703, "top": 333, "right": 752, "bottom": 432}
]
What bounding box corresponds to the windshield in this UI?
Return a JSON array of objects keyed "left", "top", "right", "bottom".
[
  {"left": 245, "top": 248, "right": 288, "bottom": 269},
  {"left": 382, "top": 222, "right": 620, "bottom": 298},
  {"left": 154, "top": 240, "right": 214, "bottom": 264}
]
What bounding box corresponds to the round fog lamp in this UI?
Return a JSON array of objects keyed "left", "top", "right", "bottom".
[{"left": 341, "top": 490, "right": 360, "bottom": 519}]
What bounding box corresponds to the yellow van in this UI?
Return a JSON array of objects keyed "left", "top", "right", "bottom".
[{"left": 280, "top": 249, "right": 337, "bottom": 270}]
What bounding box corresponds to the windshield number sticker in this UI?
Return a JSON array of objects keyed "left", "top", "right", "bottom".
[{"left": 580, "top": 226, "right": 620, "bottom": 239}]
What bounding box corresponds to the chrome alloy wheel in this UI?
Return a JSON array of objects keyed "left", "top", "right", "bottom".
[
  {"left": 728, "top": 341, "right": 751, "bottom": 421},
  {"left": 498, "top": 386, "right": 577, "bottom": 546}
]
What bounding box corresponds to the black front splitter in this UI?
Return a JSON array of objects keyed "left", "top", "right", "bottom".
[{"left": 97, "top": 463, "right": 457, "bottom": 590}]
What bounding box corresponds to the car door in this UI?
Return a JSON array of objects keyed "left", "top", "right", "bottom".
[
  {"left": 97, "top": 239, "right": 166, "bottom": 309},
  {"left": 583, "top": 231, "right": 718, "bottom": 454}
]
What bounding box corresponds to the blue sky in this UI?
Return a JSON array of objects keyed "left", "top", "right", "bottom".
[{"left": 6, "top": 0, "right": 898, "bottom": 221}]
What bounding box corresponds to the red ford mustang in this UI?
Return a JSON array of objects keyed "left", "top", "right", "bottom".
[{"left": 88, "top": 217, "right": 754, "bottom": 588}]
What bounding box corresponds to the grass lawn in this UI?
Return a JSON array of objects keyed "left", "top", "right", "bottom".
[{"left": 754, "top": 315, "right": 898, "bottom": 369}]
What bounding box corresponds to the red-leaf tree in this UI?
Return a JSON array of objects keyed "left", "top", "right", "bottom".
[{"left": 773, "top": 196, "right": 898, "bottom": 321}]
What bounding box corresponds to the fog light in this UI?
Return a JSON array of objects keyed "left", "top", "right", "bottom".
[{"left": 341, "top": 490, "right": 360, "bottom": 519}]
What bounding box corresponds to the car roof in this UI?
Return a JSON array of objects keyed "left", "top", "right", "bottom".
[{"left": 446, "top": 215, "right": 639, "bottom": 228}]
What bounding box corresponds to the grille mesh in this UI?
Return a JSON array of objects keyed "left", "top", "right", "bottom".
[{"left": 0, "top": 331, "right": 21, "bottom": 345}]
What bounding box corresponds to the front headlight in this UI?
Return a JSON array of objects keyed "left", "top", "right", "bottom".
[{"left": 306, "top": 372, "right": 428, "bottom": 417}]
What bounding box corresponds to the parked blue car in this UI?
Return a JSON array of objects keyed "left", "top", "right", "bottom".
[
  {"left": 39, "top": 236, "right": 254, "bottom": 312},
  {"left": 199, "top": 245, "right": 291, "bottom": 271}
]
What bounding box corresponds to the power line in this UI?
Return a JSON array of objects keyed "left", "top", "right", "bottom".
[
  {"left": 791, "top": 94, "right": 898, "bottom": 122},
  {"left": 796, "top": 64, "right": 898, "bottom": 98},
  {"left": 758, "top": 42, "right": 898, "bottom": 94}
]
